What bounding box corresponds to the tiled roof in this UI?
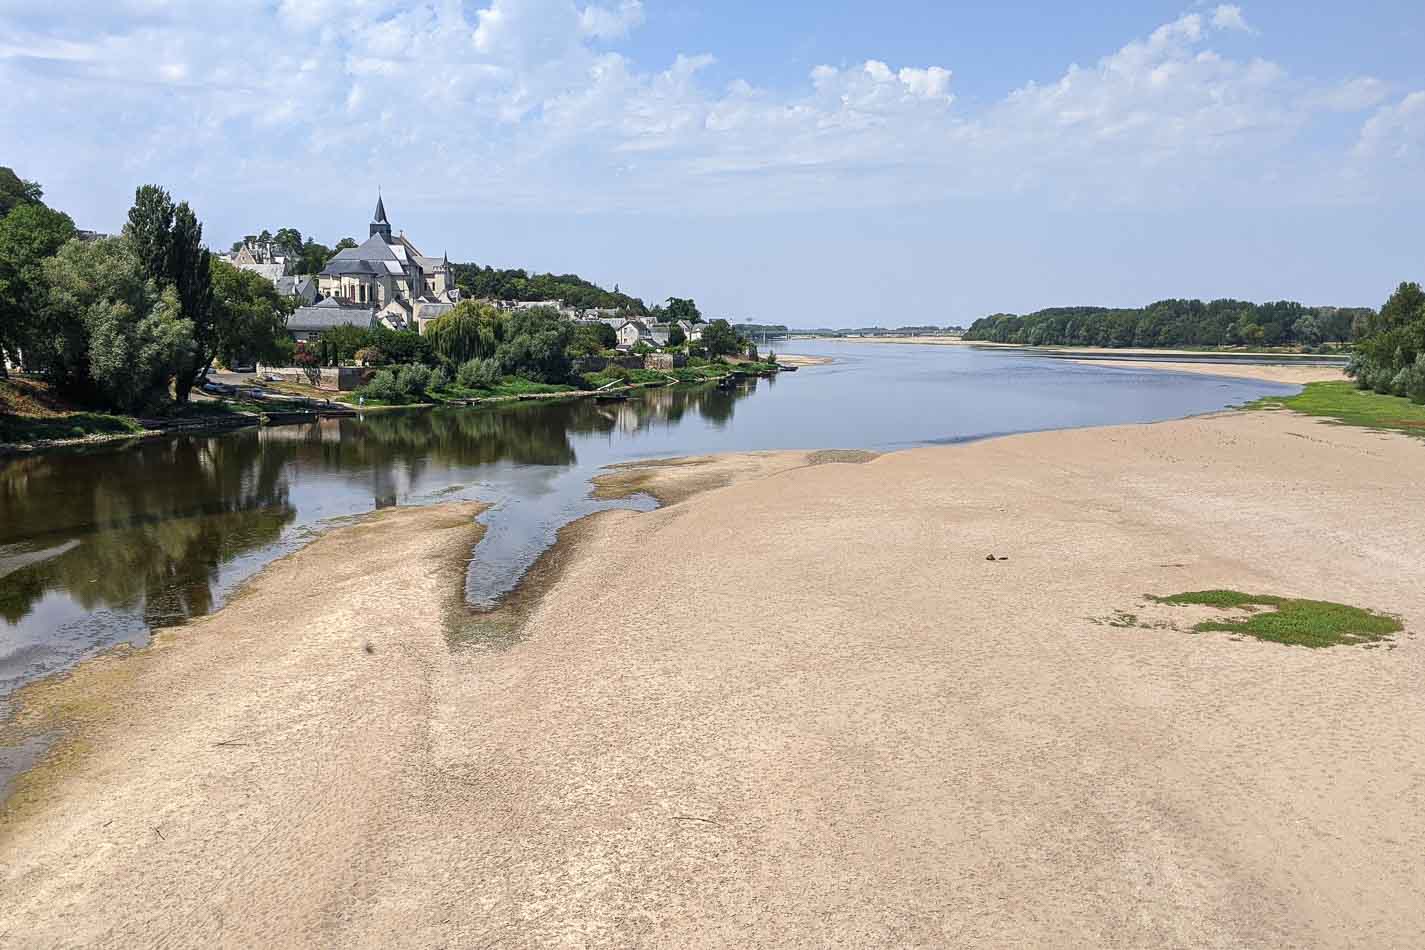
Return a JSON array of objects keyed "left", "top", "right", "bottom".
[{"left": 288, "top": 300, "right": 374, "bottom": 332}]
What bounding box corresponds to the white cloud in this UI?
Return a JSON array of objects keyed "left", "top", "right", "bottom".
[
  {"left": 1313, "top": 77, "right": 1391, "bottom": 112},
  {"left": 1210, "top": 4, "right": 1252, "bottom": 32},
  {"left": 579, "top": 0, "right": 644, "bottom": 39},
  {"left": 1354, "top": 90, "right": 1425, "bottom": 160},
  {"left": 0, "top": 1, "right": 1417, "bottom": 226}
]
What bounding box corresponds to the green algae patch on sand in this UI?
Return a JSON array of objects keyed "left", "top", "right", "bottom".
[
  {"left": 1244, "top": 381, "right": 1425, "bottom": 438},
  {"left": 1150, "top": 590, "right": 1403, "bottom": 649}
]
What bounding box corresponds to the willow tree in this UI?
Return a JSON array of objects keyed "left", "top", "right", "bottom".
[{"left": 425, "top": 301, "right": 499, "bottom": 366}]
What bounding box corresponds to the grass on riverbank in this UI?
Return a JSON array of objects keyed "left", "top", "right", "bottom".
[
  {"left": 1245, "top": 381, "right": 1425, "bottom": 437},
  {"left": 1, "top": 378, "right": 145, "bottom": 444},
  {"left": 583, "top": 361, "right": 781, "bottom": 389},
  {"left": 1, "top": 378, "right": 268, "bottom": 446},
  {"left": 349, "top": 378, "right": 580, "bottom": 406},
  {"left": 437, "top": 379, "right": 577, "bottom": 400},
  {"left": 1150, "top": 590, "right": 1402, "bottom": 648}
]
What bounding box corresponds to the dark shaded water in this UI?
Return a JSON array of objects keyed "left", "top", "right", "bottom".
[{"left": 1, "top": 342, "right": 1295, "bottom": 699}]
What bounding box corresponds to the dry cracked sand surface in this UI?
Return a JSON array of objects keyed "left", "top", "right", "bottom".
[{"left": 2, "top": 408, "right": 1424, "bottom": 948}]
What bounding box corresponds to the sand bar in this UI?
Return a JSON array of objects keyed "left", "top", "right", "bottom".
[
  {"left": 2, "top": 410, "right": 1423, "bottom": 947},
  {"left": 1068, "top": 358, "right": 1347, "bottom": 384}
]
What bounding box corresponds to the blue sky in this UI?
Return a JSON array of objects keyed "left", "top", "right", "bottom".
[{"left": 1, "top": 1, "right": 1422, "bottom": 326}]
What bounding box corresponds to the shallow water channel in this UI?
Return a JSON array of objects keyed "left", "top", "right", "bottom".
[{"left": 0, "top": 342, "right": 1296, "bottom": 699}]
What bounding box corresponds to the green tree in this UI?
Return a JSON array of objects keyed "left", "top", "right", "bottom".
[
  {"left": 334, "top": 237, "right": 358, "bottom": 252},
  {"left": 425, "top": 301, "right": 498, "bottom": 365},
  {"left": 124, "top": 185, "right": 214, "bottom": 403},
  {"left": 273, "top": 227, "right": 303, "bottom": 258},
  {"left": 569, "top": 321, "right": 617, "bottom": 357},
  {"left": 0, "top": 166, "right": 44, "bottom": 219},
  {"left": 1373, "top": 282, "right": 1425, "bottom": 335},
  {"left": 667, "top": 322, "right": 686, "bottom": 347},
  {"left": 41, "top": 237, "right": 194, "bottom": 410},
  {"left": 702, "top": 319, "right": 740, "bottom": 357},
  {"left": 1348, "top": 282, "right": 1425, "bottom": 396},
  {"left": 320, "top": 324, "right": 374, "bottom": 363},
  {"left": 663, "top": 297, "right": 702, "bottom": 323},
  {"left": 0, "top": 201, "right": 76, "bottom": 376},
  {"left": 299, "top": 239, "right": 334, "bottom": 275},
  {"left": 209, "top": 260, "right": 293, "bottom": 368}
]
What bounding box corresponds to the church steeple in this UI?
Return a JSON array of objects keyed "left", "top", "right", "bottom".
[{"left": 370, "top": 192, "right": 392, "bottom": 241}]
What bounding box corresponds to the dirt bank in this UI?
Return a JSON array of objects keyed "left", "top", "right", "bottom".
[{"left": 3, "top": 412, "right": 1424, "bottom": 948}]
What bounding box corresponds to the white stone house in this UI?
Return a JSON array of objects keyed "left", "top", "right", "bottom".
[{"left": 616, "top": 320, "right": 654, "bottom": 348}]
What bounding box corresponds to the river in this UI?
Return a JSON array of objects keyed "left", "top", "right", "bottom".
[{"left": 0, "top": 342, "right": 1296, "bottom": 699}]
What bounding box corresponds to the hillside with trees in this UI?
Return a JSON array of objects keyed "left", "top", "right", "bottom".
[
  {"left": 452, "top": 264, "right": 651, "bottom": 315},
  {"left": 963, "top": 299, "right": 1370, "bottom": 349}
]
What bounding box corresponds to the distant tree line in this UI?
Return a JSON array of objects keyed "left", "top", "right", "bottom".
[
  {"left": 1348, "top": 282, "right": 1425, "bottom": 403},
  {"left": 0, "top": 168, "right": 290, "bottom": 410},
  {"left": 964, "top": 299, "right": 1370, "bottom": 349},
  {"left": 452, "top": 263, "right": 650, "bottom": 315}
]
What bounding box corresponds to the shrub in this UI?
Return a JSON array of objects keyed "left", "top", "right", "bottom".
[
  {"left": 396, "top": 364, "right": 432, "bottom": 397},
  {"left": 270, "top": 335, "right": 295, "bottom": 367},
  {"left": 1401, "top": 354, "right": 1425, "bottom": 405},
  {"left": 293, "top": 347, "right": 320, "bottom": 368},
  {"left": 429, "top": 366, "right": 450, "bottom": 392},
  {"left": 457, "top": 357, "right": 502, "bottom": 390},
  {"left": 354, "top": 346, "right": 386, "bottom": 366},
  {"left": 361, "top": 368, "right": 403, "bottom": 402}
]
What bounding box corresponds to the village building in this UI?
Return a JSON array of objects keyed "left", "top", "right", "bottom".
[
  {"left": 228, "top": 238, "right": 299, "bottom": 283},
  {"left": 275, "top": 275, "right": 319, "bottom": 306},
  {"left": 616, "top": 319, "right": 674, "bottom": 348},
  {"left": 286, "top": 298, "right": 374, "bottom": 343},
  {"left": 315, "top": 196, "right": 458, "bottom": 331},
  {"left": 616, "top": 320, "right": 653, "bottom": 348}
]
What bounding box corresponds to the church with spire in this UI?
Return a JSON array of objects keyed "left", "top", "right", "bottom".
[{"left": 311, "top": 195, "right": 459, "bottom": 333}]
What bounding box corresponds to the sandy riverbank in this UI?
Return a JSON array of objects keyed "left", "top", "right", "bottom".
[
  {"left": 1069, "top": 358, "right": 1347, "bottom": 384},
  {"left": 3, "top": 409, "right": 1424, "bottom": 947},
  {"left": 771, "top": 353, "right": 835, "bottom": 367},
  {"left": 829, "top": 337, "right": 1342, "bottom": 360}
]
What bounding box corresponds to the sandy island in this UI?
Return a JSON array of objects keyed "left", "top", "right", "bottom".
[
  {"left": 3, "top": 399, "right": 1424, "bottom": 947},
  {"left": 1067, "top": 359, "right": 1347, "bottom": 384}
]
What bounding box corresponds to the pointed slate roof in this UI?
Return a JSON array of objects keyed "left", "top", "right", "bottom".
[
  {"left": 319, "top": 233, "right": 404, "bottom": 276},
  {"left": 374, "top": 193, "right": 387, "bottom": 224}
]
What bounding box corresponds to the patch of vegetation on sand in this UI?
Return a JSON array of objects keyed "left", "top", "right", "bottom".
[
  {"left": 1244, "top": 381, "right": 1425, "bottom": 438},
  {"left": 1149, "top": 590, "right": 1402, "bottom": 648}
]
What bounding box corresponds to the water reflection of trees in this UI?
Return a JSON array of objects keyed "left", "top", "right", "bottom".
[
  {"left": 0, "top": 380, "right": 757, "bottom": 631},
  {"left": 0, "top": 434, "right": 297, "bottom": 628}
]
